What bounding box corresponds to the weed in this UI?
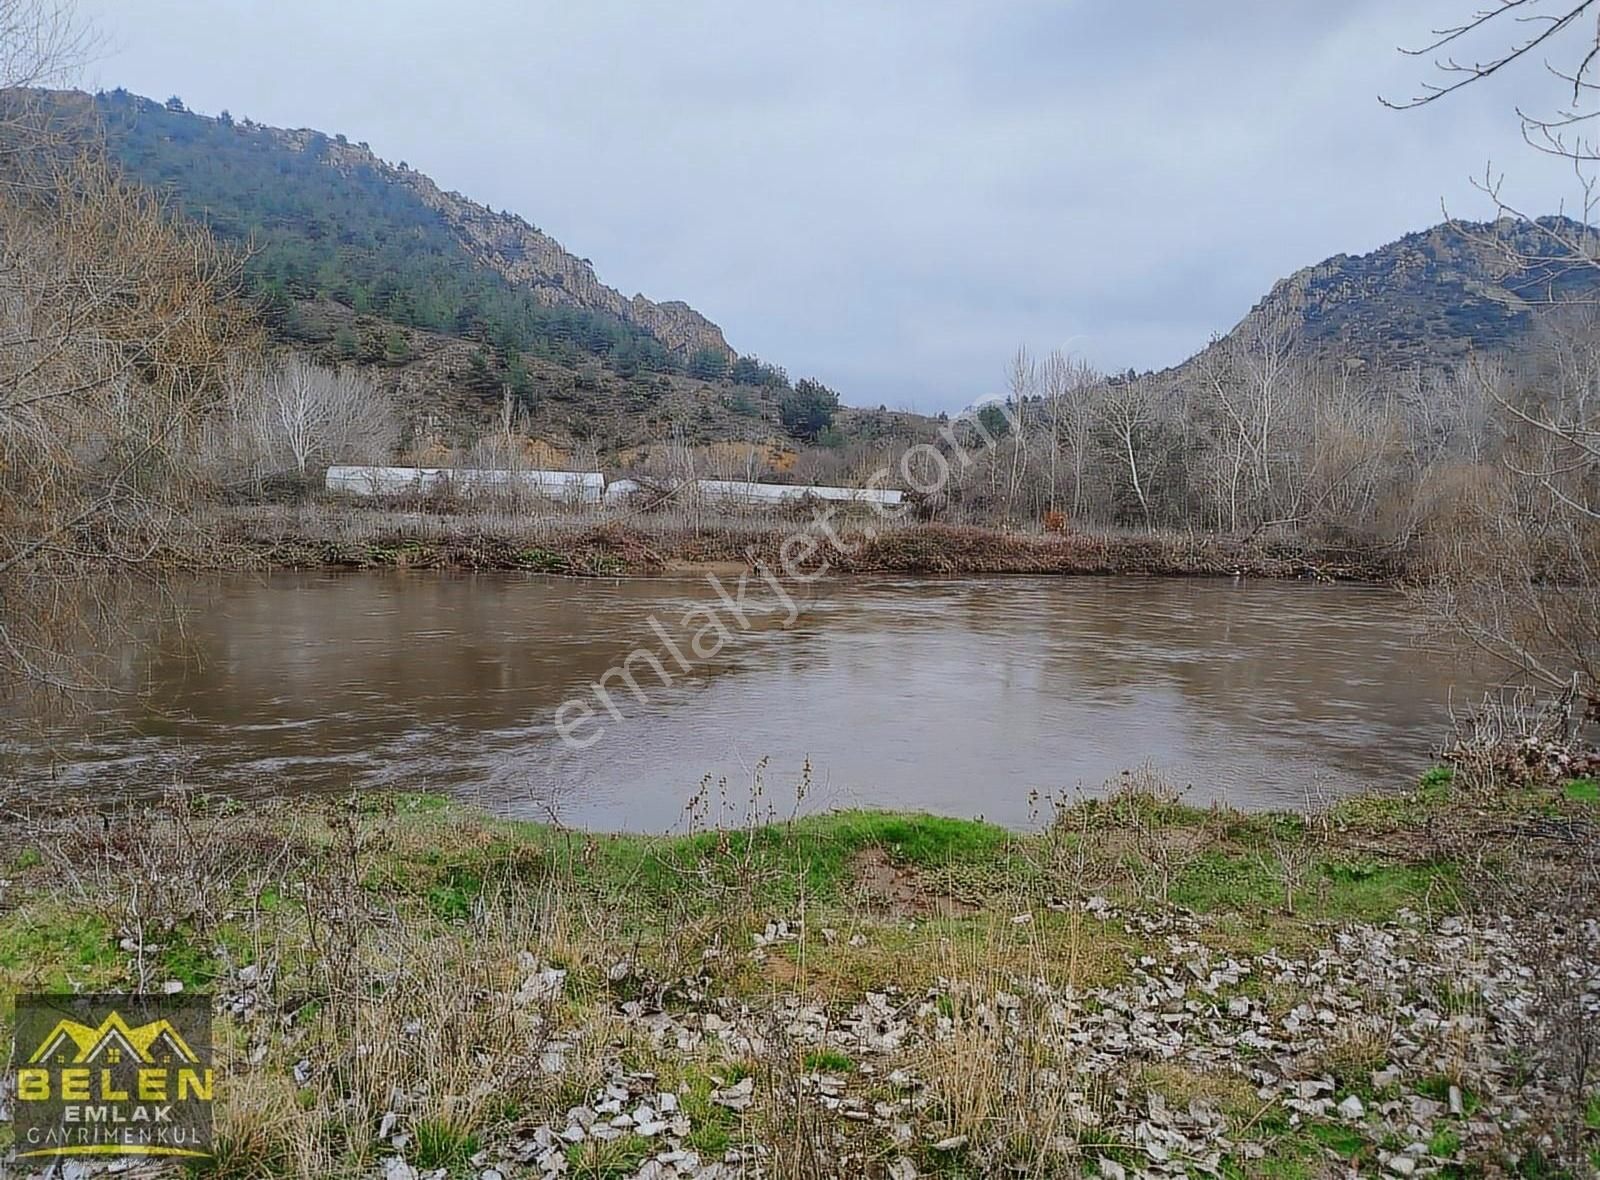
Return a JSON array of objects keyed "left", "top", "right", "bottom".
[
  {"left": 1564, "top": 777, "right": 1599, "bottom": 804},
  {"left": 410, "top": 1116, "right": 480, "bottom": 1172},
  {"left": 0, "top": 909, "right": 119, "bottom": 990},
  {"left": 802, "top": 1048, "right": 855, "bottom": 1074},
  {"left": 1416, "top": 1075, "right": 1480, "bottom": 1115},
  {"left": 566, "top": 1134, "right": 653, "bottom": 1178},
  {"left": 1419, "top": 766, "right": 1456, "bottom": 796},
  {"left": 1308, "top": 1120, "right": 1366, "bottom": 1159}
]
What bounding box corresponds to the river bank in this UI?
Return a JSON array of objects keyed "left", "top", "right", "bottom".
[
  {"left": 1, "top": 768, "right": 1595, "bottom": 1178},
  {"left": 199, "top": 504, "right": 1407, "bottom": 582}
]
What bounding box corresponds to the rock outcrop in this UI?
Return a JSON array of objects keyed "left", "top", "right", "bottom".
[
  {"left": 1215, "top": 216, "right": 1600, "bottom": 371},
  {"left": 274, "top": 128, "right": 733, "bottom": 359}
]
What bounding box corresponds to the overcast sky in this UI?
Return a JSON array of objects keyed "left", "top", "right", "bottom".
[{"left": 74, "top": 1, "right": 1586, "bottom": 413}]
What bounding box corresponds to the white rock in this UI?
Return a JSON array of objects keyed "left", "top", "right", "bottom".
[
  {"left": 517, "top": 967, "right": 567, "bottom": 1004},
  {"left": 711, "top": 1076, "right": 755, "bottom": 1111},
  {"left": 1337, "top": 1095, "right": 1366, "bottom": 1121}
]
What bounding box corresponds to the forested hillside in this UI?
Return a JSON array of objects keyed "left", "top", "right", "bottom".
[
  {"left": 1214, "top": 217, "right": 1600, "bottom": 370},
  {"left": 96, "top": 91, "right": 728, "bottom": 379},
  {"left": 76, "top": 90, "right": 1600, "bottom": 487},
  {"left": 83, "top": 89, "right": 852, "bottom": 452}
]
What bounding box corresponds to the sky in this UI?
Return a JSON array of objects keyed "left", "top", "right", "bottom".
[{"left": 72, "top": 0, "right": 1590, "bottom": 413}]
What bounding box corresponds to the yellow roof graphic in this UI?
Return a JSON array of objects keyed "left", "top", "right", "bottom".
[{"left": 29, "top": 1011, "right": 201, "bottom": 1065}]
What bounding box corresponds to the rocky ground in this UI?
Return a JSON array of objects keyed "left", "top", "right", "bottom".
[
  {"left": 360, "top": 904, "right": 1597, "bottom": 1180},
  {"left": 1, "top": 770, "right": 1595, "bottom": 1178}
]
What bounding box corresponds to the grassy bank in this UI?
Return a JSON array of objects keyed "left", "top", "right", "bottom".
[
  {"left": 0, "top": 769, "right": 1595, "bottom": 1178},
  {"left": 198, "top": 503, "right": 1406, "bottom": 582}
]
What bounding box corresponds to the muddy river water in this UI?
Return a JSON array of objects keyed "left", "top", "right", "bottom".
[{"left": 0, "top": 571, "right": 1482, "bottom": 830}]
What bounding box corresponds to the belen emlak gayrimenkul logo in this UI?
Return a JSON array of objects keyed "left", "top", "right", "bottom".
[{"left": 10, "top": 993, "right": 214, "bottom": 1161}]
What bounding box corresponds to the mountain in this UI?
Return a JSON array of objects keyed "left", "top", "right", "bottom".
[
  {"left": 1217, "top": 217, "right": 1600, "bottom": 370},
  {"left": 80, "top": 88, "right": 827, "bottom": 455},
  {"left": 96, "top": 89, "right": 731, "bottom": 364},
  {"left": 263, "top": 125, "right": 731, "bottom": 360},
  {"left": 85, "top": 90, "right": 1600, "bottom": 462}
]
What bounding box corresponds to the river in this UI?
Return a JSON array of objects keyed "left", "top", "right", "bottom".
[{"left": 0, "top": 571, "right": 1478, "bottom": 830}]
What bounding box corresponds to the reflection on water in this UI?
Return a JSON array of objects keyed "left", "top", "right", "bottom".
[{"left": 0, "top": 571, "right": 1477, "bottom": 830}]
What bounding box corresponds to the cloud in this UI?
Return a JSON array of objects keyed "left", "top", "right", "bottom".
[{"left": 76, "top": 0, "right": 1588, "bottom": 412}]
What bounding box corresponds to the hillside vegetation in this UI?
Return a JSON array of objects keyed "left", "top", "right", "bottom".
[
  {"left": 1204, "top": 217, "right": 1600, "bottom": 372},
  {"left": 92, "top": 89, "right": 840, "bottom": 452}
]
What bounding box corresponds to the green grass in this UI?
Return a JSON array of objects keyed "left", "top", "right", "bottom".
[
  {"left": 517, "top": 547, "right": 575, "bottom": 574},
  {"left": 1415, "top": 1075, "right": 1480, "bottom": 1116},
  {"left": 496, "top": 809, "right": 1014, "bottom": 912},
  {"left": 675, "top": 1069, "right": 742, "bottom": 1158},
  {"left": 425, "top": 862, "right": 487, "bottom": 921},
  {"left": 158, "top": 928, "right": 224, "bottom": 989},
  {"left": 0, "top": 784, "right": 1580, "bottom": 1180},
  {"left": 0, "top": 909, "right": 120, "bottom": 990},
  {"left": 1315, "top": 859, "right": 1460, "bottom": 920},
  {"left": 409, "top": 1116, "right": 480, "bottom": 1172},
  {"left": 1168, "top": 852, "right": 1455, "bottom": 922},
  {"left": 1563, "top": 777, "right": 1599, "bottom": 804},
  {"left": 566, "top": 1134, "right": 654, "bottom": 1178},
  {"left": 1327, "top": 765, "right": 1457, "bottom": 828},
  {"left": 1307, "top": 1120, "right": 1367, "bottom": 1159},
  {"left": 1221, "top": 1124, "right": 1327, "bottom": 1180},
  {"left": 1419, "top": 765, "right": 1456, "bottom": 795},
  {"left": 1170, "top": 852, "right": 1283, "bottom": 912},
  {"left": 803, "top": 1048, "right": 856, "bottom": 1073}
]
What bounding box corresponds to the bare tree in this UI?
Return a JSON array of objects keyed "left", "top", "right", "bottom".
[
  {"left": 1002, "top": 346, "right": 1035, "bottom": 522},
  {"left": 1391, "top": 5, "right": 1600, "bottom": 709},
  {"left": 226, "top": 354, "right": 396, "bottom": 481},
  {"left": 1097, "top": 374, "right": 1161, "bottom": 531},
  {"left": 0, "top": 19, "right": 252, "bottom": 694},
  {"left": 1040, "top": 350, "right": 1102, "bottom": 521},
  {"left": 1187, "top": 309, "right": 1303, "bottom": 532},
  {"left": 1387, "top": 2, "right": 1600, "bottom": 156}
]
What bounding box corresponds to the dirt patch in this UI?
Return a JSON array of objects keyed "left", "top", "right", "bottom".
[
  {"left": 210, "top": 506, "right": 1406, "bottom": 582},
  {"left": 850, "top": 846, "right": 978, "bottom": 919}
]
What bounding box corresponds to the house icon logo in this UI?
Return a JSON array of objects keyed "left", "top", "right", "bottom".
[
  {"left": 11, "top": 994, "right": 213, "bottom": 1161},
  {"left": 29, "top": 1010, "right": 204, "bottom": 1068}
]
